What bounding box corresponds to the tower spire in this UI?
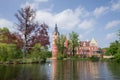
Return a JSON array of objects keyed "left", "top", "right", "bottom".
[{"left": 53, "top": 24, "right": 59, "bottom": 35}]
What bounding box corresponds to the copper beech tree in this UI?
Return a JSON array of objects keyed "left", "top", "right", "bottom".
[
  {"left": 15, "top": 6, "right": 49, "bottom": 57},
  {"left": 0, "top": 27, "right": 23, "bottom": 48}
]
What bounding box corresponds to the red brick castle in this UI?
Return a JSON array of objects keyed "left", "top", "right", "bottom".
[{"left": 52, "top": 25, "right": 100, "bottom": 58}]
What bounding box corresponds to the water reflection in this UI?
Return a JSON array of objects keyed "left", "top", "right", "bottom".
[
  {"left": 107, "top": 62, "right": 120, "bottom": 80},
  {"left": 52, "top": 60, "right": 117, "bottom": 80},
  {"left": 0, "top": 64, "right": 51, "bottom": 80},
  {"left": 0, "top": 60, "right": 120, "bottom": 80}
]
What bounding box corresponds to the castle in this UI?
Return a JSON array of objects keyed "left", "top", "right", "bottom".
[{"left": 52, "top": 25, "right": 100, "bottom": 59}]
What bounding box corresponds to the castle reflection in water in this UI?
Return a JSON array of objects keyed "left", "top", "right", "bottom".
[{"left": 51, "top": 60, "right": 109, "bottom": 80}]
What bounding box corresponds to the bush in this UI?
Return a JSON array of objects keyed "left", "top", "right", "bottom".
[
  {"left": 29, "top": 44, "right": 51, "bottom": 63},
  {"left": 113, "top": 53, "right": 120, "bottom": 63},
  {"left": 0, "top": 43, "right": 22, "bottom": 62},
  {"left": 70, "top": 54, "right": 79, "bottom": 59},
  {"left": 90, "top": 55, "right": 99, "bottom": 61},
  {"left": 57, "top": 53, "right": 65, "bottom": 60}
]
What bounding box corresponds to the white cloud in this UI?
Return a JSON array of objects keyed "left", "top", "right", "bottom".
[
  {"left": 21, "top": 1, "right": 39, "bottom": 9},
  {"left": 21, "top": 0, "right": 49, "bottom": 9},
  {"left": 0, "top": 19, "right": 15, "bottom": 32},
  {"left": 111, "top": 0, "right": 120, "bottom": 11},
  {"left": 34, "top": 0, "right": 48, "bottom": 3},
  {"left": 105, "top": 20, "right": 120, "bottom": 29},
  {"left": 93, "top": 6, "right": 109, "bottom": 17},
  {"left": 106, "top": 32, "right": 116, "bottom": 40},
  {"left": 78, "top": 19, "right": 95, "bottom": 30},
  {"left": 35, "top": 7, "right": 89, "bottom": 30}
]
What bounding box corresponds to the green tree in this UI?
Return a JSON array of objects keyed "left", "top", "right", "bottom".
[
  {"left": 0, "top": 43, "right": 22, "bottom": 62},
  {"left": 106, "top": 30, "right": 120, "bottom": 62},
  {"left": 69, "top": 31, "right": 79, "bottom": 56},
  {"left": 107, "top": 40, "right": 119, "bottom": 55},
  {"left": 29, "top": 43, "right": 41, "bottom": 60},
  {"left": 29, "top": 43, "right": 51, "bottom": 62},
  {"left": 0, "top": 27, "right": 10, "bottom": 43},
  {"left": 118, "top": 29, "right": 120, "bottom": 42},
  {"left": 55, "top": 34, "right": 66, "bottom": 54}
]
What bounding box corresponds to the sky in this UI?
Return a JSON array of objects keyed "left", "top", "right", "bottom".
[{"left": 0, "top": 0, "right": 120, "bottom": 48}]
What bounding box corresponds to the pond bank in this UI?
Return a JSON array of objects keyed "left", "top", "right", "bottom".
[
  {"left": 0, "top": 57, "right": 117, "bottom": 64},
  {"left": 0, "top": 58, "right": 46, "bottom": 64}
]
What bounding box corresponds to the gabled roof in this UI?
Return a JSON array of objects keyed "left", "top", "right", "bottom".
[{"left": 80, "top": 41, "right": 90, "bottom": 46}]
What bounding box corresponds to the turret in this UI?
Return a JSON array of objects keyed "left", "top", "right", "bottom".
[{"left": 52, "top": 24, "right": 59, "bottom": 59}]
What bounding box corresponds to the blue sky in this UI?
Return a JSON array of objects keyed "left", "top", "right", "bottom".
[{"left": 0, "top": 0, "right": 120, "bottom": 48}]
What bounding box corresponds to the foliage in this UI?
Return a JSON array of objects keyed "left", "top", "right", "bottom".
[
  {"left": 103, "top": 48, "right": 111, "bottom": 55},
  {"left": 69, "top": 31, "right": 79, "bottom": 56},
  {"left": 90, "top": 55, "right": 99, "bottom": 61},
  {"left": 106, "top": 40, "right": 119, "bottom": 56},
  {"left": 118, "top": 29, "right": 120, "bottom": 42},
  {"left": 113, "top": 53, "right": 120, "bottom": 63},
  {"left": 0, "top": 27, "right": 23, "bottom": 48},
  {"left": 70, "top": 54, "right": 79, "bottom": 59},
  {"left": 57, "top": 53, "right": 65, "bottom": 60},
  {"left": 0, "top": 43, "right": 22, "bottom": 62},
  {"left": 28, "top": 43, "right": 51, "bottom": 62},
  {"left": 55, "top": 34, "right": 66, "bottom": 54},
  {"left": 15, "top": 6, "right": 49, "bottom": 58},
  {"left": 105, "top": 30, "right": 120, "bottom": 63}
]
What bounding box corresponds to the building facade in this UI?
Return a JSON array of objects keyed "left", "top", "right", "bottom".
[
  {"left": 76, "top": 38, "right": 99, "bottom": 57},
  {"left": 52, "top": 26, "right": 100, "bottom": 58}
]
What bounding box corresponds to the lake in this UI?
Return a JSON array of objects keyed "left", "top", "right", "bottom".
[{"left": 0, "top": 60, "right": 120, "bottom": 80}]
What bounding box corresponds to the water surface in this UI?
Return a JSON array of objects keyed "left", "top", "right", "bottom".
[{"left": 0, "top": 60, "right": 120, "bottom": 80}]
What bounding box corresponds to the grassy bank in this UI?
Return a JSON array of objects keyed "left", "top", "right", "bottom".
[{"left": 0, "top": 58, "right": 47, "bottom": 64}]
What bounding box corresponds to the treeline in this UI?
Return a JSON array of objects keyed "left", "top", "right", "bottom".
[
  {"left": 105, "top": 30, "right": 120, "bottom": 62},
  {"left": 0, "top": 6, "right": 51, "bottom": 63}
]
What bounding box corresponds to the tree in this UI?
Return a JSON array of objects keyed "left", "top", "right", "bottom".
[
  {"left": 55, "top": 34, "right": 66, "bottom": 54},
  {"left": 117, "top": 30, "right": 120, "bottom": 54},
  {"left": 69, "top": 31, "right": 79, "bottom": 56},
  {"left": 0, "top": 27, "right": 23, "bottom": 48},
  {"left": 107, "top": 40, "right": 119, "bottom": 55},
  {"left": 15, "top": 6, "right": 49, "bottom": 58},
  {"left": 118, "top": 29, "right": 120, "bottom": 42},
  {"left": 0, "top": 27, "right": 11, "bottom": 43},
  {"left": 0, "top": 43, "right": 22, "bottom": 61}
]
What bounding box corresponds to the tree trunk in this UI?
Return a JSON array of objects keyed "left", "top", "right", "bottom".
[{"left": 73, "top": 47, "right": 75, "bottom": 56}]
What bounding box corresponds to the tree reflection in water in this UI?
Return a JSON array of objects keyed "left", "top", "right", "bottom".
[{"left": 0, "top": 60, "right": 120, "bottom": 80}]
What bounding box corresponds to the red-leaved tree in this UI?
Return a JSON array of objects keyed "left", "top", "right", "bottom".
[
  {"left": 15, "top": 6, "right": 49, "bottom": 57},
  {"left": 0, "top": 27, "right": 23, "bottom": 48}
]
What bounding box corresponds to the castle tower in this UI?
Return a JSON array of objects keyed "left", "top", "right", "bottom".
[{"left": 52, "top": 24, "right": 59, "bottom": 59}]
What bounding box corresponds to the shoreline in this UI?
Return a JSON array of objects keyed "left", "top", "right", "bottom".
[{"left": 0, "top": 57, "right": 113, "bottom": 64}]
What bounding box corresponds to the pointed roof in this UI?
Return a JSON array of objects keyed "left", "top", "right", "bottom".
[
  {"left": 53, "top": 24, "right": 59, "bottom": 35},
  {"left": 90, "top": 38, "right": 98, "bottom": 46},
  {"left": 91, "top": 38, "right": 96, "bottom": 43}
]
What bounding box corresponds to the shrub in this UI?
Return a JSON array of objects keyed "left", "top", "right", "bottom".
[
  {"left": 70, "top": 54, "right": 79, "bottom": 59},
  {"left": 90, "top": 55, "right": 99, "bottom": 61},
  {"left": 113, "top": 53, "right": 120, "bottom": 63},
  {"left": 29, "top": 44, "right": 51, "bottom": 62},
  {"left": 0, "top": 43, "right": 22, "bottom": 61},
  {"left": 57, "top": 53, "right": 65, "bottom": 60}
]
